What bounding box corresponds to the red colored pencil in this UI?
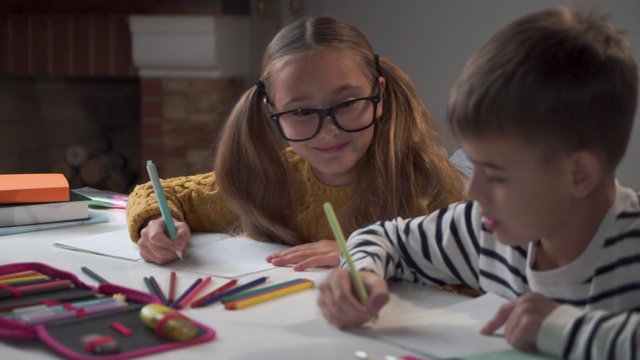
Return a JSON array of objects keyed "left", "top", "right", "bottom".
[
  {"left": 167, "top": 271, "right": 177, "bottom": 303},
  {"left": 0, "top": 279, "right": 74, "bottom": 300},
  {"left": 176, "top": 276, "right": 212, "bottom": 309},
  {"left": 191, "top": 279, "right": 238, "bottom": 308}
]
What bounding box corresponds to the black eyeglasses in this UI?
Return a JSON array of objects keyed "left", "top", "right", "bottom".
[{"left": 267, "top": 83, "right": 381, "bottom": 142}]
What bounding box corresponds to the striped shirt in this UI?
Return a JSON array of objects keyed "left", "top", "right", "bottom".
[{"left": 346, "top": 183, "right": 640, "bottom": 359}]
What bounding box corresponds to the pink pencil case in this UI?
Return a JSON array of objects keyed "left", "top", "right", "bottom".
[{"left": 0, "top": 262, "right": 216, "bottom": 359}]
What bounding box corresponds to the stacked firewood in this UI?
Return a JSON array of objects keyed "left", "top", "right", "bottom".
[{"left": 50, "top": 140, "right": 137, "bottom": 193}]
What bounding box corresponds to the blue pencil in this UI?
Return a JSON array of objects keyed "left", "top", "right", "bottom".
[
  {"left": 146, "top": 160, "right": 182, "bottom": 260},
  {"left": 170, "top": 278, "right": 202, "bottom": 309},
  {"left": 199, "top": 276, "right": 268, "bottom": 307}
]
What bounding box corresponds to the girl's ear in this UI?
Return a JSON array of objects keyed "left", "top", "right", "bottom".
[
  {"left": 570, "top": 150, "right": 604, "bottom": 198},
  {"left": 377, "top": 76, "right": 387, "bottom": 118}
]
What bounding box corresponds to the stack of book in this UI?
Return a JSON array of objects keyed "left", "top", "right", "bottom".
[{"left": 0, "top": 174, "right": 93, "bottom": 230}]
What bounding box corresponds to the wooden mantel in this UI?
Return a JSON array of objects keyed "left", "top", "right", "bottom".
[{"left": 0, "top": 0, "right": 250, "bottom": 15}]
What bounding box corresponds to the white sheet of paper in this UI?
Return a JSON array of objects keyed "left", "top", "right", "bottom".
[
  {"left": 170, "top": 233, "right": 289, "bottom": 278},
  {"left": 353, "top": 292, "right": 511, "bottom": 359},
  {"left": 52, "top": 229, "right": 141, "bottom": 261},
  {"left": 52, "top": 231, "right": 289, "bottom": 278}
]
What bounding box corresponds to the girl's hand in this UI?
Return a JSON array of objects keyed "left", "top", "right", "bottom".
[
  {"left": 266, "top": 239, "right": 340, "bottom": 271},
  {"left": 317, "top": 268, "right": 389, "bottom": 328},
  {"left": 481, "top": 292, "right": 559, "bottom": 351},
  {"left": 138, "top": 215, "right": 190, "bottom": 264}
]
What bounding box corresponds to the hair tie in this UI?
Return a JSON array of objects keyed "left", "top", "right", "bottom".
[
  {"left": 256, "top": 80, "right": 266, "bottom": 94},
  {"left": 374, "top": 54, "right": 381, "bottom": 76}
]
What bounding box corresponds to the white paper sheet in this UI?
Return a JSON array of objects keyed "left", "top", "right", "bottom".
[
  {"left": 170, "top": 234, "right": 289, "bottom": 278},
  {"left": 352, "top": 292, "right": 511, "bottom": 359},
  {"left": 52, "top": 231, "right": 289, "bottom": 278},
  {"left": 52, "top": 229, "right": 141, "bottom": 261}
]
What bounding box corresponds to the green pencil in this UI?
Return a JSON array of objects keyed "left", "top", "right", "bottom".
[{"left": 323, "top": 202, "right": 375, "bottom": 323}]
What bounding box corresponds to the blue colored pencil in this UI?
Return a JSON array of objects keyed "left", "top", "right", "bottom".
[
  {"left": 170, "top": 278, "right": 202, "bottom": 309},
  {"left": 199, "top": 276, "right": 268, "bottom": 307},
  {"left": 146, "top": 160, "right": 182, "bottom": 259}
]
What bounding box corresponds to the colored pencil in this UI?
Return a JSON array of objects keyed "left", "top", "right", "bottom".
[
  {"left": 191, "top": 278, "right": 238, "bottom": 308},
  {"left": 324, "top": 202, "right": 375, "bottom": 323},
  {"left": 81, "top": 266, "right": 109, "bottom": 284},
  {"left": 23, "top": 298, "right": 127, "bottom": 325},
  {"left": 11, "top": 297, "right": 122, "bottom": 320},
  {"left": 0, "top": 270, "right": 41, "bottom": 281},
  {"left": 0, "top": 279, "right": 74, "bottom": 300},
  {"left": 169, "top": 277, "right": 202, "bottom": 309},
  {"left": 0, "top": 289, "right": 99, "bottom": 313},
  {"left": 0, "top": 277, "right": 54, "bottom": 287},
  {"left": 0, "top": 274, "right": 50, "bottom": 284},
  {"left": 225, "top": 280, "right": 314, "bottom": 310},
  {"left": 168, "top": 271, "right": 177, "bottom": 303},
  {"left": 221, "top": 278, "right": 306, "bottom": 304},
  {"left": 148, "top": 276, "right": 168, "bottom": 304},
  {"left": 146, "top": 160, "right": 181, "bottom": 259},
  {"left": 198, "top": 277, "right": 268, "bottom": 307},
  {"left": 176, "top": 276, "right": 211, "bottom": 309},
  {"left": 143, "top": 277, "right": 159, "bottom": 297}
]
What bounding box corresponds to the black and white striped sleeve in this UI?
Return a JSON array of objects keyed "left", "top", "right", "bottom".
[
  {"left": 538, "top": 304, "right": 640, "bottom": 359},
  {"left": 345, "top": 201, "right": 483, "bottom": 289}
]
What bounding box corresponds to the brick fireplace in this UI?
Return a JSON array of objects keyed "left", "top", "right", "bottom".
[{"left": 0, "top": 4, "right": 252, "bottom": 193}]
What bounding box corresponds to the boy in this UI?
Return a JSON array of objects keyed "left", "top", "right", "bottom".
[{"left": 317, "top": 6, "right": 639, "bottom": 359}]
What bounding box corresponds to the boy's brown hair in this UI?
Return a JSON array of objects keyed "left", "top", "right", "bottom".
[{"left": 448, "top": 6, "right": 638, "bottom": 172}]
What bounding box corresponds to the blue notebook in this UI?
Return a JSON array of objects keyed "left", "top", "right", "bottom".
[{"left": 0, "top": 210, "right": 109, "bottom": 236}]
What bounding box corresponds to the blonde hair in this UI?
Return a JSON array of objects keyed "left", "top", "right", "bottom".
[{"left": 215, "top": 16, "right": 464, "bottom": 245}]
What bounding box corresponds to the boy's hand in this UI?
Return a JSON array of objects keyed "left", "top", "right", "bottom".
[
  {"left": 481, "top": 292, "right": 559, "bottom": 351},
  {"left": 317, "top": 268, "right": 389, "bottom": 328},
  {"left": 138, "top": 216, "right": 190, "bottom": 264},
  {"left": 266, "top": 240, "right": 340, "bottom": 271}
]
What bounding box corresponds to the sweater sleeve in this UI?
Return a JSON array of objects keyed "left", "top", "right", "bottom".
[
  {"left": 346, "top": 201, "right": 482, "bottom": 289},
  {"left": 537, "top": 304, "right": 640, "bottom": 359},
  {"left": 125, "top": 172, "right": 238, "bottom": 242}
]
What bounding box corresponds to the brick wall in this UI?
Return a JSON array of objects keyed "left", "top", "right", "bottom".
[
  {"left": 0, "top": 14, "right": 247, "bottom": 191},
  {"left": 140, "top": 77, "right": 245, "bottom": 179}
]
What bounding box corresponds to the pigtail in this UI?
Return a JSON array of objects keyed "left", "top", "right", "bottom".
[
  {"left": 214, "top": 85, "right": 304, "bottom": 245},
  {"left": 343, "top": 56, "right": 465, "bottom": 234}
]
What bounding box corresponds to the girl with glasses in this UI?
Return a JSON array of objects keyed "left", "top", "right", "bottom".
[{"left": 126, "top": 16, "right": 465, "bottom": 271}]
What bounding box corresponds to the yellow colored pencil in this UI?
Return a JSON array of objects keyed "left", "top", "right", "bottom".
[
  {"left": 0, "top": 270, "right": 41, "bottom": 281},
  {"left": 0, "top": 275, "right": 50, "bottom": 284},
  {"left": 225, "top": 280, "right": 314, "bottom": 310}
]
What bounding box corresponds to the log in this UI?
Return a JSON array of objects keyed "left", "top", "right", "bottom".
[
  {"left": 79, "top": 156, "right": 110, "bottom": 186},
  {"left": 50, "top": 161, "right": 83, "bottom": 189},
  {"left": 50, "top": 161, "right": 77, "bottom": 180},
  {"left": 104, "top": 169, "right": 137, "bottom": 193},
  {"left": 65, "top": 139, "right": 110, "bottom": 167}
]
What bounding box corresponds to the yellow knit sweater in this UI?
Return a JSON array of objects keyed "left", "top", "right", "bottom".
[{"left": 126, "top": 149, "right": 350, "bottom": 243}]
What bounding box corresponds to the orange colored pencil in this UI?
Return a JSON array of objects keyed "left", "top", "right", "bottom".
[{"left": 0, "top": 270, "right": 41, "bottom": 281}]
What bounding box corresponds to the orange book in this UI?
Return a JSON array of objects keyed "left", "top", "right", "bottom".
[{"left": 0, "top": 174, "right": 70, "bottom": 204}]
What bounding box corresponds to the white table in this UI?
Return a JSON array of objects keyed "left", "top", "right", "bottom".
[{"left": 0, "top": 208, "right": 467, "bottom": 360}]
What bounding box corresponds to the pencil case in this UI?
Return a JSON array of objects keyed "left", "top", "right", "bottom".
[{"left": 0, "top": 262, "right": 216, "bottom": 360}]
